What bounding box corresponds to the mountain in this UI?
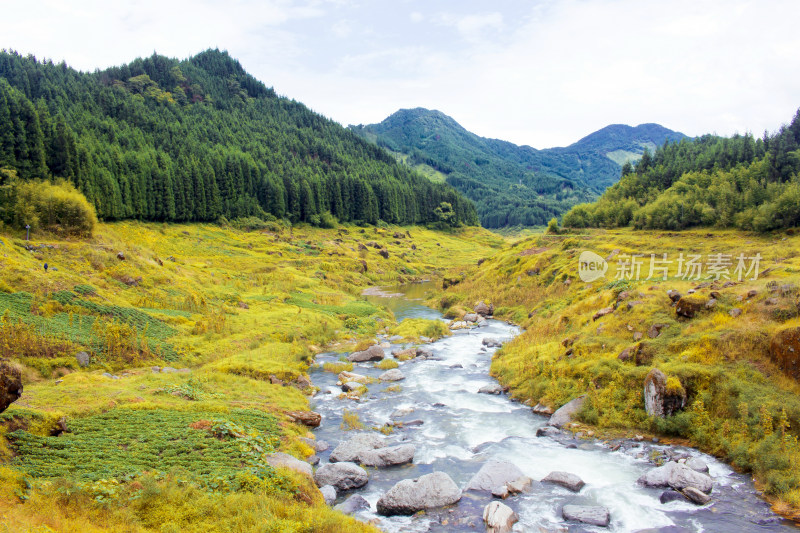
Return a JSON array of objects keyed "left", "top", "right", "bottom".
[
  {"left": 0, "top": 51, "right": 478, "bottom": 227},
  {"left": 350, "top": 108, "right": 687, "bottom": 228},
  {"left": 564, "top": 109, "right": 800, "bottom": 232}
]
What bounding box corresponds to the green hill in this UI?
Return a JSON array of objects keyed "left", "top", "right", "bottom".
[
  {"left": 0, "top": 51, "right": 478, "bottom": 228},
  {"left": 350, "top": 108, "right": 686, "bottom": 228},
  {"left": 564, "top": 109, "right": 800, "bottom": 231}
]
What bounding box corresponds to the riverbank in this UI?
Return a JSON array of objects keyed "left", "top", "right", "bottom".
[
  {"left": 0, "top": 221, "right": 502, "bottom": 532},
  {"left": 438, "top": 227, "right": 800, "bottom": 520},
  {"left": 306, "top": 284, "right": 796, "bottom": 531}
]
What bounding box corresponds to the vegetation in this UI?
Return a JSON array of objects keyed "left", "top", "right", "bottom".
[
  {"left": 564, "top": 109, "right": 800, "bottom": 231},
  {"left": 0, "top": 50, "right": 477, "bottom": 228},
  {"left": 0, "top": 219, "right": 503, "bottom": 531},
  {"left": 351, "top": 108, "right": 685, "bottom": 227},
  {"left": 440, "top": 228, "right": 800, "bottom": 515}
]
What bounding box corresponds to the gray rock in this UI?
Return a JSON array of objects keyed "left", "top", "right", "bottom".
[
  {"left": 301, "top": 437, "right": 329, "bottom": 453},
  {"left": 358, "top": 444, "right": 416, "bottom": 467},
  {"left": 161, "top": 366, "right": 178, "bottom": 373},
  {"left": 541, "top": 471, "right": 585, "bottom": 492},
  {"left": 483, "top": 501, "right": 518, "bottom": 533},
  {"left": 341, "top": 381, "right": 364, "bottom": 392},
  {"left": 482, "top": 337, "right": 503, "bottom": 348},
  {"left": 338, "top": 371, "right": 369, "bottom": 384},
  {"left": 347, "top": 345, "right": 385, "bottom": 362},
  {"left": 376, "top": 471, "right": 462, "bottom": 516},
  {"left": 536, "top": 426, "right": 561, "bottom": 438},
  {"left": 334, "top": 494, "right": 371, "bottom": 515},
  {"left": 478, "top": 383, "right": 504, "bottom": 395},
  {"left": 532, "top": 403, "right": 554, "bottom": 415},
  {"left": 75, "top": 351, "right": 90, "bottom": 367},
  {"left": 644, "top": 369, "right": 685, "bottom": 417},
  {"left": 388, "top": 335, "right": 403, "bottom": 342},
  {"left": 379, "top": 369, "right": 405, "bottom": 382},
  {"left": 313, "top": 462, "right": 369, "bottom": 491},
  {"left": 660, "top": 490, "right": 689, "bottom": 504},
  {"left": 562, "top": 504, "right": 611, "bottom": 527},
  {"left": 101, "top": 372, "right": 119, "bottom": 379},
  {"left": 465, "top": 460, "right": 525, "bottom": 492},
  {"left": 474, "top": 302, "right": 491, "bottom": 316},
  {"left": 685, "top": 457, "right": 709, "bottom": 473},
  {"left": 265, "top": 452, "right": 313, "bottom": 477},
  {"left": 463, "top": 313, "right": 480, "bottom": 322},
  {"left": 506, "top": 476, "right": 532, "bottom": 494},
  {"left": 330, "top": 433, "right": 385, "bottom": 462},
  {"left": 320, "top": 484, "right": 337, "bottom": 506},
  {"left": 637, "top": 461, "right": 713, "bottom": 494},
  {"left": 307, "top": 454, "right": 320, "bottom": 466},
  {"left": 416, "top": 347, "right": 434, "bottom": 358},
  {"left": 491, "top": 485, "right": 509, "bottom": 499},
  {"left": 682, "top": 486, "right": 711, "bottom": 505},
  {"left": 548, "top": 395, "right": 586, "bottom": 428}
]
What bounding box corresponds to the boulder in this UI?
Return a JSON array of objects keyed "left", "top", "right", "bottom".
[
  {"left": 358, "top": 444, "right": 416, "bottom": 467},
  {"left": 392, "top": 347, "right": 417, "bottom": 360},
  {"left": 659, "top": 490, "right": 688, "bottom": 504},
  {"left": 347, "top": 345, "right": 385, "bottom": 362},
  {"left": 482, "top": 338, "right": 503, "bottom": 348},
  {"left": 463, "top": 313, "right": 479, "bottom": 323},
  {"left": 416, "top": 347, "right": 434, "bottom": 358},
  {"left": 341, "top": 381, "right": 364, "bottom": 392},
  {"left": 675, "top": 297, "right": 705, "bottom": 318},
  {"left": 562, "top": 504, "right": 610, "bottom": 527},
  {"left": 637, "top": 461, "right": 713, "bottom": 494},
  {"left": 478, "top": 383, "right": 504, "bottom": 395},
  {"left": 682, "top": 486, "right": 711, "bottom": 505},
  {"left": 338, "top": 371, "right": 370, "bottom": 384},
  {"left": 379, "top": 369, "right": 405, "bottom": 382},
  {"left": 465, "top": 460, "right": 525, "bottom": 492},
  {"left": 541, "top": 471, "right": 585, "bottom": 492},
  {"left": 506, "top": 476, "right": 532, "bottom": 494},
  {"left": 334, "top": 494, "right": 371, "bottom": 515},
  {"left": 0, "top": 359, "right": 23, "bottom": 413},
  {"left": 376, "top": 471, "right": 462, "bottom": 516},
  {"left": 492, "top": 485, "right": 509, "bottom": 499},
  {"left": 483, "top": 501, "right": 518, "bottom": 533},
  {"left": 644, "top": 369, "right": 685, "bottom": 417},
  {"left": 769, "top": 327, "right": 800, "bottom": 380},
  {"left": 685, "top": 457, "right": 709, "bottom": 474},
  {"left": 474, "top": 302, "right": 491, "bottom": 316},
  {"left": 548, "top": 395, "right": 586, "bottom": 428},
  {"left": 76, "top": 351, "right": 90, "bottom": 367},
  {"left": 286, "top": 410, "right": 322, "bottom": 428},
  {"left": 265, "top": 452, "right": 313, "bottom": 478},
  {"left": 532, "top": 403, "right": 554, "bottom": 416},
  {"left": 314, "top": 462, "right": 369, "bottom": 491},
  {"left": 320, "top": 484, "right": 337, "bottom": 506},
  {"left": 329, "top": 433, "right": 385, "bottom": 463}
]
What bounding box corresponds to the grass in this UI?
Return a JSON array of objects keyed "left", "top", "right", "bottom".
[
  {"left": 0, "top": 219, "right": 503, "bottom": 532},
  {"left": 441, "top": 226, "right": 800, "bottom": 516}
]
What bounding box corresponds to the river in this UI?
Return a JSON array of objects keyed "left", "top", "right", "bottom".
[{"left": 309, "top": 282, "right": 797, "bottom": 532}]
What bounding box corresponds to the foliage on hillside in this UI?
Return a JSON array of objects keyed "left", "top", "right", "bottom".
[
  {"left": 351, "top": 108, "right": 685, "bottom": 227},
  {"left": 0, "top": 220, "right": 503, "bottom": 531},
  {"left": 440, "top": 228, "right": 800, "bottom": 513},
  {"left": 564, "top": 109, "right": 800, "bottom": 231},
  {"left": 0, "top": 50, "right": 478, "bottom": 227}
]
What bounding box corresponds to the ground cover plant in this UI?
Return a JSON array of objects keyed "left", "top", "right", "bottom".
[{"left": 0, "top": 218, "right": 503, "bottom": 532}]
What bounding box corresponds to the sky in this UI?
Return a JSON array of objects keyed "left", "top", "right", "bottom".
[{"left": 3, "top": 0, "right": 800, "bottom": 148}]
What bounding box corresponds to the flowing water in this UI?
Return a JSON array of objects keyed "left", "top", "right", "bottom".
[{"left": 310, "top": 282, "right": 797, "bottom": 532}]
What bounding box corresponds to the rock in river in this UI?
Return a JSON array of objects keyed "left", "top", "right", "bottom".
[
  {"left": 376, "top": 471, "right": 462, "bottom": 516},
  {"left": 320, "top": 484, "right": 337, "bottom": 506},
  {"left": 483, "top": 501, "right": 518, "bottom": 533},
  {"left": 562, "top": 504, "right": 610, "bottom": 527},
  {"left": 330, "top": 433, "right": 385, "bottom": 462},
  {"left": 465, "top": 460, "right": 525, "bottom": 492},
  {"left": 358, "top": 444, "right": 416, "bottom": 467},
  {"left": 379, "top": 369, "right": 405, "bottom": 382},
  {"left": 541, "top": 471, "right": 585, "bottom": 492},
  {"left": 638, "top": 461, "right": 713, "bottom": 494},
  {"left": 314, "top": 462, "right": 369, "bottom": 491},
  {"left": 334, "top": 494, "right": 371, "bottom": 515},
  {"left": 347, "top": 345, "right": 384, "bottom": 362}
]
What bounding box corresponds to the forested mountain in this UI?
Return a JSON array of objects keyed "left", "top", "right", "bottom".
[
  {"left": 350, "top": 108, "right": 685, "bottom": 227},
  {"left": 563, "top": 109, "right": 800, "bottom": 231},
  {"left": 0, "top": 50, "right": 478, "bottom": 227}
]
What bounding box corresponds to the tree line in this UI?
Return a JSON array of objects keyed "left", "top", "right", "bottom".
[
  {"left": 0, "top": 49, "right": 478, "bottom": 228},
  {"left": 563, "top": 110, "right": 800, "bottom": 232}
]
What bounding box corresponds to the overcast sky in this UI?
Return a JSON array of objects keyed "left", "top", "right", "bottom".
[{"left": 4, "top": 0, "right": 800, "bottom": 148}]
